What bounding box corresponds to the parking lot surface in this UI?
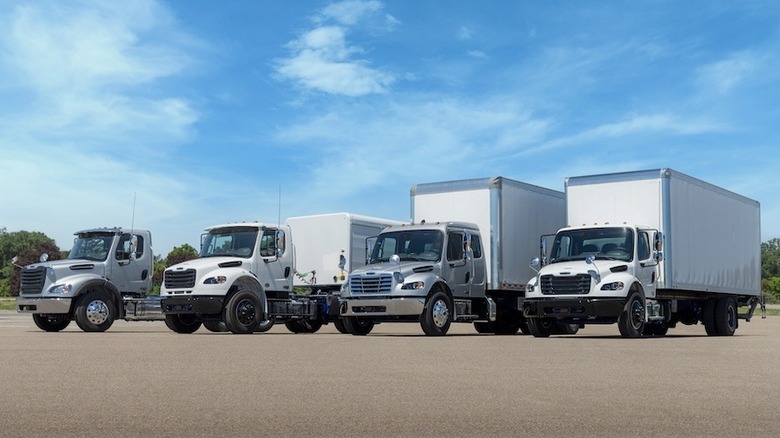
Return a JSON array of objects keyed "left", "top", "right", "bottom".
[{"left": 1, "top": 312, "right": 778, "bottom": 437}]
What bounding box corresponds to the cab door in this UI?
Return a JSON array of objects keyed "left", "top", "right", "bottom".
[
  {"left": 444, "top": 231, "right": 471, "bottom": 298},
  {"left": 111, "top": 233, "right": 151, "bottom": 294},
  {"left": 255, "top": 228, "right": 292, "bottom": 292},
  {"left": 636, "top": 229, "right": 658, "bottom": 298}
]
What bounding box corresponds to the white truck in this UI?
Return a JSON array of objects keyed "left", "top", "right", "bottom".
[
  {"left": 16, "top": 228, "right": 163, "bottom": 332},
  {"left": 339, "top": 177, "right": 566, "bottom": 336},
  {"left": 160, "top": 213, "right": 400, "bottom": 334},
  {"left": 523, "top": 168, "right": 763, "bottom": 338}
]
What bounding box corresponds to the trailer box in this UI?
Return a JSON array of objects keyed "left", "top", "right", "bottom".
[
  {"left": 411, "top": 176, "right": 566, "bottom": 291},
  {"left": 286, "top": 213, "right": 404, "bottom": 291},
  {"left": 565, "top": 168, "right": 761, "bottom": 296}
]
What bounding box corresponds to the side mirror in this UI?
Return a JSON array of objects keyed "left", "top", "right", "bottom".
[
  {"left": 530, "top": 257, "right": 540, "bottom": 269},
  {"left": 40, "top": 253, "right": 49, "bottom": 263},
  {"left": 654, "top": 232, "right": 664, "bottom": 251},
  {"left": 390, "top": 254, "right": 401, "bottom": 265}
]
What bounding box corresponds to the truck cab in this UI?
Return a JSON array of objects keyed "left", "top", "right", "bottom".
[
  {"left": 524, "top": 224, "right": 664, "bottom": 337},
  {"left": 161, "top": 223, "right": 294, "bottom": 334},
  {"left": 16, "top": 228, "right": 155, "bottom": 332},
  {"left": 340, "top": 222, "right": 496, "bottom": 336}
]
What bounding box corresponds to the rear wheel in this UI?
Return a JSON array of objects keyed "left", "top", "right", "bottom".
[
  {"left": 225, "top": 290, "right": 261, "bottom": 334},
  {"left": 164, "top": 314, "right": 202, "bottom": 333},
  {"left": 618, "top": 291, "right": 645, "bottom": 338},
  {"left": 473, "top": 321, "right": 493, "bottom": 333},
  {"left": 344, "top": 317, "right": 375, "bottom": 336},
  {"left": 555, "top": 322, "right": 580, "bottom": 335},
  {"left": 75, "top": 290, "right": 116, "bottom": 332},
  {"left": 32, "top": 314, "right": 71, "bottom": 332},
  {"left": 420, "top": 290, "right": 452, "bottom": 336},
  {"left": 203, "top": 320, "right": 228, "bottom": 332},
  {"left": 702, "top": 298, "right": 718, "bottom": 336},
  {"left": 714, "top": 297, "right": 737, "bottom": 336},
  {"left": 256, "top": 319, "right": 275, "bottom": 333},
  {"left": 527, "top": 317, "right": 555, "bottom": 337}
]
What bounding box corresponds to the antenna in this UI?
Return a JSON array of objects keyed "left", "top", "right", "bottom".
[
  {"left": 277, "top": 184, "right": 282, "bottom": 227},
  {"left": 131, "top": 192, "right": 137, "bottom": 233}
]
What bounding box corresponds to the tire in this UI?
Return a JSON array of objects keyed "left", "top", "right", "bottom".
[
  {"left": 714, "top": 297, "right": 737, "bottom": 336},
  {"left": 32, "top": 314, "right": 71, "bottom": 332},
  {"left": 333, "top": 318, "right": 349, "bottom": 334},
  {"left": 256, "top": 319, "right": 275, "bottom": 333},
  {"left": 643, "top": 323, "right": 668, "bottom": 337},
  {"left": 285, "top": 320, "right": 305, "bottom": 333},
  {"left": 493, "top": 319, "right": 521, "bottom": 335},
  {"left": 420, "top": 290, "right": 452, "bottom": 336},
  {"left": 203, "top": 320, "right": 228, "bottom": 332},
  {"left": 527, "top": 317, "right": 554, "bottom": 337},
  {"left": 74, "top": 290, "right": 116, "bottom": 332},
  {"left": 343, "top": 317, "right": 375, "bottom": 336},
  {"left": 473, "top": 321, "right": 494, "bottom": 334},
  {"left": 301, "top": 319, "right": 323, "bottom": 333},
  {"left": 518, "top": 319, "right": 530, "bottom": 335},
  {"left": 555, "top": 322, "right": 580, "bottom": 335},
  {"left": 225, "top": 290, "right": 262, "bottom": 334},
  {"left": 164, "top": 314, "right": 202, "bottom": 333},
  {"left": 702, "top": 298, "right": 718, "bottom": 336},
  {"left": 618, "top": 291, "right": 645, "bottom": 338}
]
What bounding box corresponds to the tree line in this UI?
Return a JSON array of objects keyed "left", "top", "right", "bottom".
[{"left": 2, "top": 228, "right": 780, "bottom": 302}]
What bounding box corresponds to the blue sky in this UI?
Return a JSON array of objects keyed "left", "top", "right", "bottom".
[{"left": 1, "top": 0, "right": 778, "bottom": 257}]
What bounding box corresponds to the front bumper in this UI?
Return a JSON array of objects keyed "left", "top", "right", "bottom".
[
  {"left": 523, "top": 297, "right": 626, "bottom": 319},
  {"left": 161, "top": 296, "right": 224, "bottom": 315},
  {"left": 341, "top": 296, "right": 426, "bottom": 317},
  {"left": 16, "top": 297, "right": 73, "bottom": 314}
]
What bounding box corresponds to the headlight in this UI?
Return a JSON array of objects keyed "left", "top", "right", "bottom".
[
  {"left": 47, "top": 284, "right": 72, "bottom": 294},
  {"left": 600, "top": 281, "right": 625, "bottom": 291},
  {"left": 203, "top": 276, "right": 227, "bottom": 285},
  {"left": 401, "top": 281, "right": 425, "bottom": 290}
]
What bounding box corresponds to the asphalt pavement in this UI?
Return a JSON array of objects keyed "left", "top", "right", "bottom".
[{"left": 1, "top": 312, "right": 778, "bottom": 437}]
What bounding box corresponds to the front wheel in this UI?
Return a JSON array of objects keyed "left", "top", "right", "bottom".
[
  {"left": 618, "top": 291, "right": 645, "bottom": 338},
  {"left": 165, "top": 314, "right": 202, "bottom": 333},
  {"left": 32, "top": 314, "right": 71, "bottom": 332},
  {"left": 527, "top": 317, "right": 555, "bottom": 337},
  {"left": 420, "top": 290, "right": 452, "bottom": 336},
  {"left": 343, "top": 317, "right": 375, "bottom": 336},
  {"left": 225, "top": 290, "right": 262, "bottom": 334},
  {"left": 74, "top": 290, "right": 116, "bottom": 332}
]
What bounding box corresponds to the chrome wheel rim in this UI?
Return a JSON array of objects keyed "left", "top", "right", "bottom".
[
  {"left": 86, "top": 300, "right": 109, "bottom": 325},
  {"left": 431, "top": 299, "right": 449, "bottom": 328}
]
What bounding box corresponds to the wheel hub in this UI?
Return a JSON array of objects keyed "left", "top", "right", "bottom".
[
  {"left": 85, "top": 300, "right": 109, "bottom": 325},
  {"left": 236, "top": 299, "right": 256, "bottom": 326},
  {"left": 431, "top": 299, "right": 449, "bottom": 328}
]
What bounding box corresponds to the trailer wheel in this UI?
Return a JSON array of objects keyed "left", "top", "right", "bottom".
[
  {"left": 203, "top": 320, "right": 228, "bottom": 332},
  {"left": 333, "top": 318, "right": 349, "bottom": 334},
  {"left": 420, "top": 291, "right": 452, "bottom": 336},
  {"left": 74, "top": 290, "right": 116, "bottom": 332},
  {"left": 343, "top": 317, "right": 375, "bottom": 336},
  {"left": 225, "top": 290, "right": 261, "bottom": 334},
  {"left": 618, "top": 291, "right": 645, "bottom": 338},
  {"left": 527, "top": 317, "right": 554, "bottom": 337},
  {"left": 32, "top": 314, "right": 71, "bottom": 332},
  {"left": 702, "top": 298, "right": 718, "bottom": 336},
  {"left": 714, "top": 297, "right": 737, "bottom": 336},
  {"left": 165, "top": 314, "right": 202, "bottom": 333},
  {"left": 256, "top": 319, "right": 275, "bottom": 333}
]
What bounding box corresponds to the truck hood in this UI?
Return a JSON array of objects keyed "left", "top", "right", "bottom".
[
  {"left": 354, "top": 261, "right": 440, "bottom": 277},
  {"left": 537, "top": 259, "right": 631, "bottom": 279},
  {"left": 166, "top": 256, "right": 248, "bottom": 272},
  {"left": 24, "top": 258, "right": 106, "bottom": 277}
]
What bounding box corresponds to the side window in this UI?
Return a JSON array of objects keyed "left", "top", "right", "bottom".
[
  {"left": 638, "top": 232, "right": 651, "bottom": 260},
  {"left": 259, "top": 230, "right": 278, "bottom": 257},
  {"left": 116, "top": 234, "right": 144, "bottom": 260},
  {"left": 469, "top": 234, "right": 483, "bottom": 259},
  {"left": 447, "top": 232, "right": 464, "bottom": 261}
]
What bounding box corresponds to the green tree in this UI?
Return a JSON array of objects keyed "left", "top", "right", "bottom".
[
  {"left": 150, "top": 244, "right": 199, "bottom": 294},
  {"left": 0, "top": 230, "right": 60, "bottom": 296},
  {"left": 761, "top": 238, "right": 780, "bottom": 303}
]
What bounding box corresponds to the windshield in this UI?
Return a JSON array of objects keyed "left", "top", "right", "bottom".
[
  {"left": 549, "top": 227, "right": 634, "bottom": 263},
  {"left": 68, "top": 233, "right": 114, "bottom": 262},
  {"left": 200, "top": 227, "right": 258, "bottom": 258},
  {"left": 369, "top": 230, "right": 443, "bottom": 263}
]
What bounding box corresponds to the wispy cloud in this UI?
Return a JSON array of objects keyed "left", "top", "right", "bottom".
[
  {"left": 696, "top": 50, "right": 761, "bottom": 94},
  {"left": 275, "top": 0, "right": 395, "bottom": 97}
]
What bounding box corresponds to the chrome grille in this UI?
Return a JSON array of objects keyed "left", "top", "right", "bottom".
[
  {"left": 20, "top": 266, "right": 46, "bottom": 294},
  {"left": 540, "top": 274, "right": 591, "bottom": 295},
  {"left": 350, "top": 273, "right": 393, "bottom": 294},
  {"left": 164, "top": 269, "right": 197, "bottom": 289}
]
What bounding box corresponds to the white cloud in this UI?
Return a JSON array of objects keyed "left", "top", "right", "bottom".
[
  {"left": 275, "top": 1, "right": 395, "bottom": 96},
  {"left": 696, "top": 50, "right": 760, "bottom": 94},
  {"left": 467, "top": 50, "right": 487, "bottom": 59},
  {"left": 458, "top": 26, "right": 473, "bottom": 40},
  {"left": 319, "top": 0, "right": 383, "bottom": 26}
]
